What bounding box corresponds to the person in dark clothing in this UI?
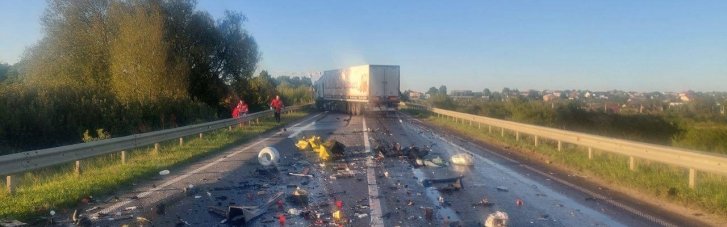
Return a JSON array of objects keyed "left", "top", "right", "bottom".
[{"left": 270, "top": 95, "right": 284, "bottom": 123}]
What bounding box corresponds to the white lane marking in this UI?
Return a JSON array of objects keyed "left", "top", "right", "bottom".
[
  {"left": 93, "top": 113, "right": 320, "bottom": 218},
  {"left": 287, "top": 114, "right": 320, "bottom": 138},
  {"left": 363, "top": 117, "right": 384, "bottom": 227}
]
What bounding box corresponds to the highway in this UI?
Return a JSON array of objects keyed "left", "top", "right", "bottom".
[{"left": 77, "top": 111, "right": 701, "bottom": 226}]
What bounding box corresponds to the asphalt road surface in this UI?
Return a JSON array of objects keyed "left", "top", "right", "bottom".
[{"left": 77, "top": 111, "right": 697, "bottom": 226}]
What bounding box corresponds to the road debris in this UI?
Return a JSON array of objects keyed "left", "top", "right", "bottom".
[
  {"left": 258, "top": 147, "right": 280, "bottom": 166},
  {"left": 484, "top": 211, "right": 509, "bottom": 227},
  {"left": 473, "top": 197, "right": 494, "bottom": 207},
  {"left": 159, "top": 169, "right": 170, "bottom": 175},
  {"left": 288, "top": 208, "right": 301, "bottom": 216},
  {"left": 289, "top": 187, "right": 309, "bottom": 205},
  {"left": 450, "top": 153, "right": 474, "bottom": 166},
  {"left": 208, "top": 192, "right": 284, "bottom": 226},
  {"left": 289, "top": 167, "right": 313, "bottom": 177},
  {"left": 496, "top": 186, "right": 509, "bottom": 192},
  {"left": 85, "top": 206, "right": 99, "bottom": 212},
  {"left": 515, "top": 198, "right": 524, "bottom": 207},
  {"left": 136, "top": 216, "right": 151, "bottom": 223},
  {"left": 295, "top": 138, "right": 312, "bottom": 151},
  {"left": 0, "top": 219, "right": 27, "bottom": 227}
]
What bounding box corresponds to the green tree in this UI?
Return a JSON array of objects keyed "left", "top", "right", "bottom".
[
  {"left": 426, "top": 87, "right": 439, "bottom": 95},
  {"left": 245, "top": 70, "right": 277, "bottom": 110},
  {"left": 0, "top": 63, "right": 9, "bottom": 82},
  {"left": 24, "top": 0, "right": 112, "bottom": 91},
  {"left": 109, "top": 0, "right": 186, "bottom": 105},
  {"left": 482, "top": 88, "right": 491, "bottom": 97}
]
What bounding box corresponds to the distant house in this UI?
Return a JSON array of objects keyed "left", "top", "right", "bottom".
[
  {"left": 409, "top": 91, "right": 423, "bottom": 100},
  {"left": 450, "top": 90, "right": 474, "bottom": 97},
  {"left": 678, "top": 92, "right": 693, "bottom": 102},
  {"left": 543, "top": 94, "right": 558, "bottom": 102}
]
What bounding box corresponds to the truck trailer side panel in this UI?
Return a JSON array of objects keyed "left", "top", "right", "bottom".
[{"left": 315, "top": 64, "right": 400, "bottom": 113}]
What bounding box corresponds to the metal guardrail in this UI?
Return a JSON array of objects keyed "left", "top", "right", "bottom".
[
  {"left": 403, "top": 103, "right": 727, "bottom": 188},
  {"left": 0, "top": 105, "right": 310, "bottom": 177}
]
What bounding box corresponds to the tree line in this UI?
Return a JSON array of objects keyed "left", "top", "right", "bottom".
[{"left": 0, "top": 0, "right": 312, "bottom": 153}]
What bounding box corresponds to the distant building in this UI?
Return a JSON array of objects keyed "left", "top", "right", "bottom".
[
  {"left": 409, "top": 91, "right": 423, "bottom": 100},
  {"left": 450, "top": 90, "right": 474, "bottom": 97},
  {"left": 543, "top": 94, "right": 558, "bottom": 102},
  {"left": 678, "top": 92, "right": 693, "bottom": 102}
]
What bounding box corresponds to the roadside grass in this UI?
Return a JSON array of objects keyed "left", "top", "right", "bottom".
[
  {"left": 401, "top": 108, "right": 727, "bottom": 216},
  {"left": 0, "top": 111, "right": 311, "bottom": 221}
]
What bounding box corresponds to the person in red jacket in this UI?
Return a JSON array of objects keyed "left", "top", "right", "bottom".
[
  {"left": 232, "top": 101, "right": 241, "bottom": 118},
  {"left": 238, "top": 100, "right": 249, "bottom": 117},
  {"left": 270, "top": 95, "right": 284, "bottom": 123},
  {"left": 232, "top": 100, "right": 249, "bottom": 118}
]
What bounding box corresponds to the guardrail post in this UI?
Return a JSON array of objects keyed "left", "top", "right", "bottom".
[
  {"left": 501, "top": 128, "right": 504, "bottom": 137},
  {"left": 469, "top": 119, "right": 472, "bottom": 126},
  {"left": 179, "top": 137, "right": 184, "bottom": 146},
  {"left": 515, "top": 131, "right": 520, "bottom": 141},
  {"left": 75, "top": 160, "right": 82, "bottom": 175},
  {"left": 689, "top": 168, "right": 696, "bottom": 189},
  {"left": 199, "top": 133, "right": 203, "bottom": 139},
  {"left": 557, "top": 141, "right": 562, "bottom": 151},
  {"left": 121, "top": 150, "right": 127, "bottom": 165},
  {"left": 6, "top": 175, "right": 15, "bottom": 194},
  {"left": 228, "top": 126, "right": 233, "bottom": 131},
  {"left": 588, "top": 147, "right": 593, "bottom": 160},
  {"left": 154, "top": 143, "right": 160, "bottom": 155},
  {"left": 478, "top": 122, "right": 481, "bottom": 129},
  {"left": 256, "top": 118, "right": 260, "bottom": 125},
  {"left": 534, "top": 136, "right": 539, "bottom": 146},
  {"left": 629, "top": 156, "right": 636, "bottom": 171},
  {"left": 488, "top": 125, "right": 492, "bottom": 133}
]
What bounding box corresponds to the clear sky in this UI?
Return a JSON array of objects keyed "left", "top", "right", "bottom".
[{"left": 2, "top": 1, "right": 726, "bottom": 92}]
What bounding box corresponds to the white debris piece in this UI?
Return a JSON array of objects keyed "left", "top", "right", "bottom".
[
  {"left": 451, "top": 153, "right": 474, "bottom": 166},
  {"left": 0, "top": 219, "right": 27, "bottom": 227},
  {"left": 258, "top": 147, "right": 280, "bottom": 166},
  {"left": 159, "top": 170, "right": 170, "bottom": 175},
  {"left": 288, "top": 208, "right": 301, "bottom": 216},
  {"left": 484, "top": 211, "right": 509, "bottom": 227}
]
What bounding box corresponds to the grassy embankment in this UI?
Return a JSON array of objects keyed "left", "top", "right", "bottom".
[
  {"left": 0, "top": 110, "right": 311, "bottom": 221},
  {"left": 401, "top": 108, "right": 727, "bottom": 216}
]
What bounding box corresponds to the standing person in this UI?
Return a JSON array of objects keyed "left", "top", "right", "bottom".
[
  {"left": 270, "top": 95, "right": 284, "bottom": 123},
  {"left": 232, "top": 100, "right": 242, "bottom": 118},
  {"left": 239, "top": 100, "right": 249, "bottom": 117}
]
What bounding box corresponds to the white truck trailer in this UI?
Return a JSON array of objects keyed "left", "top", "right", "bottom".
[{"left": 314, "top": 64, "right": 400, "bottom": 114}]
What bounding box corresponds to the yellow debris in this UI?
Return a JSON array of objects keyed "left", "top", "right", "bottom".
[
  {"left": 316, "top": 145, "right": 330, "bottom": 161},
  {"left": 295, "top": 139, "right": 310, "bottom": 151},
  {"left": 333, "top": 210, "right": 342, "bottom": 220},
  {"left": 308, "top": 136, "right": 321, "bottom": 149}
]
